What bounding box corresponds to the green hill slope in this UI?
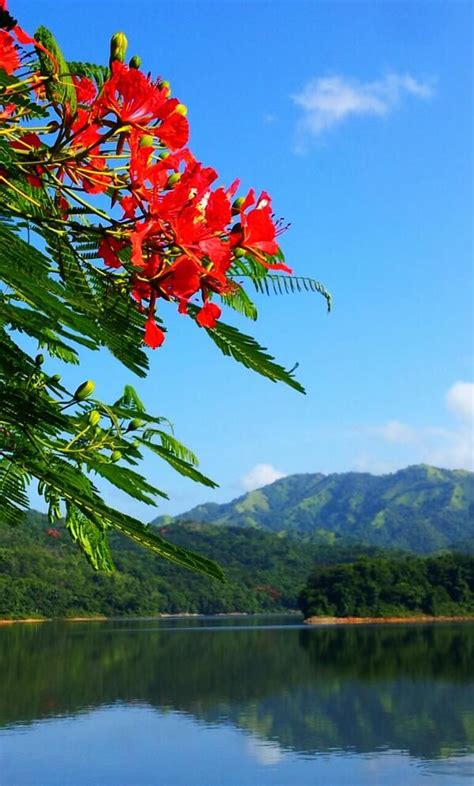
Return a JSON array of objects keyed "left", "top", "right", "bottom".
[
  {"left": 154, "top": 465, "right": 474, "bottom": 553},
  {"left": 0, "top": 513, "right": 385, "bottom": 619}
]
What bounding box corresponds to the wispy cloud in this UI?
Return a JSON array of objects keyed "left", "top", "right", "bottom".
[
  {"left": 368, "top": 420, "right": 418, "bottom": 444},
  {"left": 292, "top": 72, "right": 434, "bottom": 148},
  {"left": 241, "top": 463, "right": 286, "bottom": 492},
  {"left": 355, "top": 381, "right": 474, "bottom": 473},
  {"left": 446, "top": 381, "right": 474, "bottom": 423}
]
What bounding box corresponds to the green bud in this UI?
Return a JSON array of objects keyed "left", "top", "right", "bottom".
[
  {"left": 139, "top": 134, "right": 154, "bottom": 148},
  {"left": 74, "top": 380, "right": 95, "bottom": 401},
  {"left": 88, "top": 410, "right": 101, "bottom": 427},
  {"left": 111, "top": 450, "right": 122, "bottom": 463},
  {"left": 232, "top": 197, "right": 245, "bottom": 214},
  {"left": 110, "top": 32, "right": 128, "bottom": 66},
  {"left": 160, "top": 79, "right": 171, "bottom": 97},
  {"left": 158, "top": 151, "right": 170, "bottom": 160},
  {"left": 234, "top": 247, "right": 246, "bottom": 258},
  {"left": 166, "top": 172, "right": 181, "bottom": 188},
  {"left": 175, "top": 103, "right": 188, "bottom": 116},
  {"left": 127, "top": 418, "right": 142, "bottom": 431},
  {"left": 51, "top": 374, "right": 61, "bottom": 384},
  {"left": 129, "top": 55, "right": 141, "bottom": 69},
  {"left": 35, "top": 353, "right": 44, "bottom": 366}
]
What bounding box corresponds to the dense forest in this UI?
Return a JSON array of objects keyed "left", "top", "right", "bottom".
[
  {"left": 299, "top": 553, "right": 474, "bottom": 618},
  {"left": 0, "top": 512, "right": 386, "bottom": 619},
  {"left": 156, "top": 465, "right": 474, "bottom": 553},
  {"left": 2, "top": 512, "right": 473, "bottom": 620}
]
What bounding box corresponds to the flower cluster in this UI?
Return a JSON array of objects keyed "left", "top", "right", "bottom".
[{"left": 0, "top": 2, "right": 291, "bottom": 347}]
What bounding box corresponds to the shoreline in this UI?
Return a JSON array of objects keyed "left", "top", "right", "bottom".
[
  {"left": 0, "top": 611, "right": 298, "bottom": 625},
  {"left": 2, "top": 612, "right": 474, "bottom": 626},
  {"left": 304, "top": 614, "right": 474, "bottom": 625}
]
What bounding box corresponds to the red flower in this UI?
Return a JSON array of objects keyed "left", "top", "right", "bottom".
[
  {"left": 196, "top": 302, "right": 221, "bottom": 328},
  {"left": 144, "top": 316, "right": 165, "bottom": 348},
  {"left": 232, "top": 191, "right": 292, "bottom": 273},
  {"left": 99, "top": 236, "right": 123, "bottom": 268},
  {"left": 160, "top": 255, "right": 201, "bottom": 299},
  {"left": 155, "top": 110, "right": 189, "bottom": 150},
  {"left": 95, "top": 62, "right": 168, "bottom": 127},
  {"left": 0, "top": 30, "right": 19, "bottom": 74},
  {"left": 10, "top": 132, "right": 44, "bottom": 187},
  {"left": 72, "top": 75, "right": 97, "bottom": 105}
]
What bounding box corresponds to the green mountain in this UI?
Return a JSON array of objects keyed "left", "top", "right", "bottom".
[{"left": 153, "top": 465, "right": 474, "bottom": 553}]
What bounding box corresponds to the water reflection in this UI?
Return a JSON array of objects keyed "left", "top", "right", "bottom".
[{"left": 1, "top": 619, "right": 473, "bottom": 765}]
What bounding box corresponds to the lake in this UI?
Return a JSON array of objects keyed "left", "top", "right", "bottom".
[{"left": 1, "top": 616, "right": 473, "bottom": 785}]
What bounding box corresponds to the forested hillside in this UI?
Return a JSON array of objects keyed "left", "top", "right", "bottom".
[
  {"left": 299, "top": 552, "right": 474, "bottom": 618},
  {"left": 0, "top": 512, "right": 385, "bottom": 619},
  {"left": 155, "top": 465, "right": 474, "bottom": 553}
]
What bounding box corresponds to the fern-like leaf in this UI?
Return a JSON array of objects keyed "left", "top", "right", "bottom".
[
  {"left": 190, "top": 308, "right": 305, "bottom": 393},
  {"left": 250, "top": 274, "right": 332, "bottom": 313},
  {"left": 0, "top": 460, "right": 29, "bottom": 526}
]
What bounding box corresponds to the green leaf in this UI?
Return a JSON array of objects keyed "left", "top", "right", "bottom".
[
  {"left": 220, "top": 284, "right": 258, "bottom": 321},
  {"left": 65, "top": 502, "right": 114, "bottom": 572},
  {"left": 0, "top": 460, "right": 29, "bottom": 526},
  {"left": 191, "top": 308, "right": 305, "bottom": 394},
  {"left": 66, "top": 61, "right": 110, "bottom": 90},
  {"left": 143, "top": 441, "right": 218, "bottom": 488},
  {"left": 21, "top": 457, "right": 225, "bottom": 581},
  {"left": 34, "top": 26, "right": 77, "bottom": 114},
  {"left": 250, "top": 274, "right": 332, "bottom": 313},
  {"left": 86, "top": 460, "right": 167, "bottom": 505}
]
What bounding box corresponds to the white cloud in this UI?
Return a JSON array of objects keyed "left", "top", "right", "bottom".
[
  {"left": 445, "top": 381, "right": 474, "bottom": 423},
  {"left": 352, "top": 453, "right": 401, "bottom": 475},
  {"left": 357, "top": 381, "right": 474, "bottom": 472},
  {"left": 241, "top": 463, "right": 286, "bottom": 492},
  {"left": 292, "top": 72, "right": 434, "bottom": 143},
  {"left": 369, "top": 420, "right": 418, "bottom": 444},
  {"left": 245, "top": 738, "right": 284, "bottom": 766}
]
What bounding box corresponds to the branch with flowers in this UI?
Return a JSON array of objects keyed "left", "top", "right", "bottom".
[{"left": 0, "top": 2, "right": 330, "bottom": 579}]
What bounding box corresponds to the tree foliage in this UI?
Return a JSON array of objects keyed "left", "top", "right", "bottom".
[
  {"left": 299, "top": 552, "right": 474, "bottom": 618},
  {"left": 0, "top": 5, "right": 329, "bottom": 577}
]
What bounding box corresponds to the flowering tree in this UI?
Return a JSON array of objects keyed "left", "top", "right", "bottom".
[{"left": 0, "top": 3, "right": 330, "bottom": 578}]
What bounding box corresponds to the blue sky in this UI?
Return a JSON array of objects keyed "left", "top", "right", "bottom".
[{"left": 15, "top": 0, "right": 473, "bottom": 518}]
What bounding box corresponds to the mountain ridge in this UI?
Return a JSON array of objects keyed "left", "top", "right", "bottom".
[{"left": 152, "top": 465, "right": 474, "bottom": 553}]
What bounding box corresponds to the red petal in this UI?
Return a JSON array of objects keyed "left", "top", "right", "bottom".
[
  {"left": 157, "top": 112, "right": 189, "bottom": 150},
  {"left": 206, "top": 188, "right": 231, "bottom": 231},
  {"left": 196, "top": 302, "right": 221, "bottom": 328},
  {"left": 144, "top": 317, "right": 165, "bottom": 348}
]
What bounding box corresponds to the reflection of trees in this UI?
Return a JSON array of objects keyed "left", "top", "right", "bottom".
[{"left": 1, "top": 621, "right": 473, "bottom": 760}]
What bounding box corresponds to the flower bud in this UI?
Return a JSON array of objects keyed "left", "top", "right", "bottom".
[
  {"left": 166, "top": 172, "right": 181, "bottom": 188},
  {"left": 160, "top": 80, "right": 171, "bottom": 97},
  {"left": 234, "top": 247, "right": 246, "bottom": 258},
  {"left": 88, "top": 410, "right": 101, "bottom": 427},
  {"left": 139, "top": 134, "right": 154, "bottom": 148},
  {"left": 74, "top": 380, "right": 95, "bottom": 401},
  {"left": 158, "top": 151, "right": 170, "bottom": 160},
  {"left": 109, "top": 32, "right": 128, "bottom": 66},
  {"left": 175, "top": 103, "right": 188, "bottom": 116},
  {"left": 35, "top": 353, "right": 44, "bottom": 366},
  {"left": 232, "top": 197, "right": 245, "bottom": 214},
  {"left": 51, "top": 374, "right": 61, "bottom": 384},
  {"left": 127, "top": 418, "right": 142, "bottom": 431},
  {"left": 129, "top": 55, "right": 141, "bottom": 69},
  {"left": 111, "top": 450, "right": 122, "bottom": 462}
]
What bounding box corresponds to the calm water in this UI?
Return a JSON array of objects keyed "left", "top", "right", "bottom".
[{"left": 1, "top": 616, "right": 473, "bottom": 786}]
